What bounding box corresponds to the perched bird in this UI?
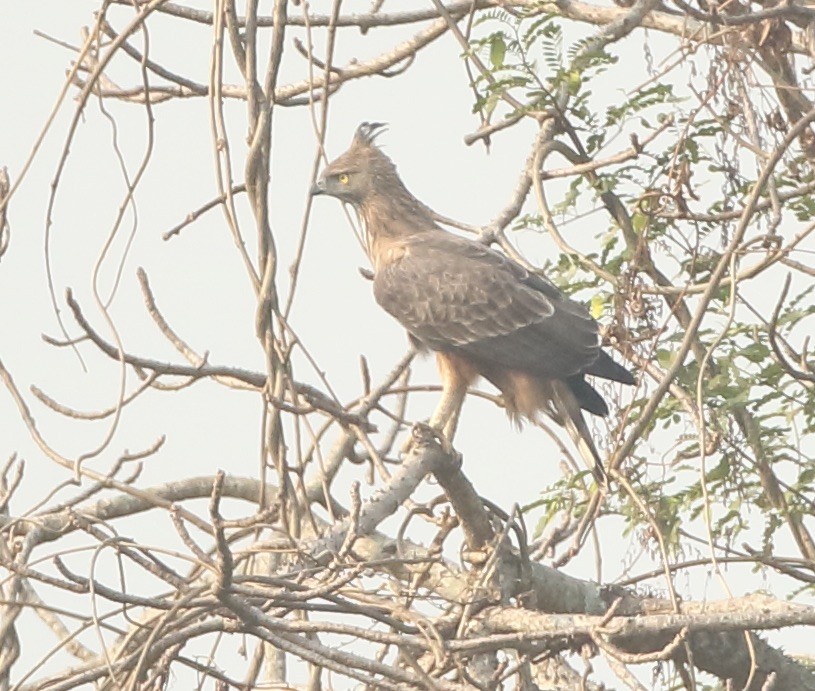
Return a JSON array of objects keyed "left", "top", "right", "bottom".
[{"left": 311, "top": 123, "right": 634, "bottom": 479}]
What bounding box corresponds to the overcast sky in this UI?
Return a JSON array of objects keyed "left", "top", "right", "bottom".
[{"left": 1, "top": 1, "right": 808, "bottom": 684}]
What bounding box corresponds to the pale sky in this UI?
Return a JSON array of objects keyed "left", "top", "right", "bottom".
[{"left": 0, "top": 1, "right": 808, "bottom": 685}]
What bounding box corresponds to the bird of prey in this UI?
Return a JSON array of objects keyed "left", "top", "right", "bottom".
[{"left": 311, "top": 123, "right": 634, "bottom": 479}]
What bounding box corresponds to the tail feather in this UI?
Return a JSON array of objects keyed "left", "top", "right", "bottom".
[
  {"left": 551, "top": 381, "right": 606, "bottom": 484},
  {"left": 566, "top": 375, "right": 609, "bottom": 417},
  {"left": 489, "top": 369, "right": 610, "bottom": 484}
]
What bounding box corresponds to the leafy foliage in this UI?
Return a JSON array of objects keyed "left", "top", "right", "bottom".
[{"left": 469, "top": 0, "right": 815, "bottom": 613}]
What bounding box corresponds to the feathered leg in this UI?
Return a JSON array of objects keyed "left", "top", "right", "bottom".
[
  {"left": 430, "top": 352, "right": 479, "bottom": 441},
  {"left": 428, "top": 379, "right": 467, "bottom": 440},
  {"left": 401, "top": 352, "right": 475, "bottom": 455},
  {"left": 401, "top": 358, "right": 469, "bottom": 456}
]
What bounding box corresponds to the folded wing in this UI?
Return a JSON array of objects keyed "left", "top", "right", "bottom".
[{"left": 373, "top": 233, "right": 603, "bottom": 381}]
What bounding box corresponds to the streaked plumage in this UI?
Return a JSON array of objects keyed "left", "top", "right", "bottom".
[{"left": 311, "top": 123, "right": 635, "bottom": 479}]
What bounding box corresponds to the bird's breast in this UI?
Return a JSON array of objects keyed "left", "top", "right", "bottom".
[{"left": 371, "top": 239, "right": 410, "bottom": 272}]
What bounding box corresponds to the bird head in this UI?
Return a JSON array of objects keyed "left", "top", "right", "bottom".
[{"left": 310, "top": 122, "right": 397, "bottom": 206}]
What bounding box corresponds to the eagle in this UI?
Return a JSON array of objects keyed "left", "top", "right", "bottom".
[{"left": 311, "top": 123, "right": 634, "bottom": 479}]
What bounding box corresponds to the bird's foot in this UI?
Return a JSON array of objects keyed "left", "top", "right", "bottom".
[{"left": 400, "top": 423, "right": 460, "bottom": 464}]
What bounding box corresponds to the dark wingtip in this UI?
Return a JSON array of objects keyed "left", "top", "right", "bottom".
[
  {"left": 587, "top": 350, "right": 636, "bottom": 386},
  {"left": 611, "top": 364, "right": 636, "bottom": 386},
  {"left": 353, "top": 122, "right": 388, "bottom": 147},
  {"left": 619, "top": 369, "right": 636, "bottom": 386}
]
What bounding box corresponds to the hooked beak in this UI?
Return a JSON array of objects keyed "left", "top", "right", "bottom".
[{"left": 310, "top": 178, "right": 327, "bottom": 196}]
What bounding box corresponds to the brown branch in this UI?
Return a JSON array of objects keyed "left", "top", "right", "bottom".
[
  {"left": 317, "top": 424, "right": 454, "bottom": 557},
  {"left": 610, "top": 105, "right": 815, "bottom": 471},
  {"left": 162, "top": 184, "right": 246, "bottom": 240},
  {"left": 550, "top": 0, "right": 810, "bottom": 55},
  {"left": 539, "top": 122, "right": 670, "bottom": 180},
  {"left": 2, "top": 472, "right": 811, "bottom": 687},
  {"left": 480, "top": 600, "right": 815, "bottom": 689},
  {"left": 0, "top": 167, "right": 9, "bottom": 261},
  {"left": 768, "top": 274, "right": 815, "bottom": 384},
  {"left": 110, "top": 0, "right": 494, "bottom": 29},
  {"left": 63, "top": 287, "right": 376, "bottom": 430},
  {"left": 107, "top": 0, "right": 814, "bottom": 57}
]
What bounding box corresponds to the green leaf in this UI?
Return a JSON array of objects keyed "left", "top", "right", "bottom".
[
  {"left": 565, "top": 69, "right": 581, "bottom": 95},
  {"left": 656, "top": 349, "right": 677, "bottom": 369},
  {"left": 632, "top": 211, "right": 648, "bottom": 233},
  {"left": 741, "top": 342, "right": 770, "bottom": 364},
  {"left": 490, "top": 34, "right": 506, "bottom": 69},
  {"left": 590, "top": 292, "right": 607, "bottom": 319}
]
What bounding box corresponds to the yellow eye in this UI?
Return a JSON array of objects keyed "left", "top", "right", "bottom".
[{"left": 338, "top": 173, "right": 349, "bottom": 184}]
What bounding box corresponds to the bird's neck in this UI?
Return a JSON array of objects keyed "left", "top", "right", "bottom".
[{"left": 358, "top": 191, "right": 439, "bottom": 270}]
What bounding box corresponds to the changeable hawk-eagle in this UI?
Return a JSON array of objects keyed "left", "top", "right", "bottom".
[{"left": 311, "top": 123, "right": 634, "bottom": 479}]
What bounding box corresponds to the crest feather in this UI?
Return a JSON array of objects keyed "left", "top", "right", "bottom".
[{"left": 353, "top": 122, "right": 388, "bottom": 148}]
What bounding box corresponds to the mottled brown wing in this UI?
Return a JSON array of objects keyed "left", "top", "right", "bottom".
[{"left": 372, "top": 233, "right": 600, "bottom": 379}]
